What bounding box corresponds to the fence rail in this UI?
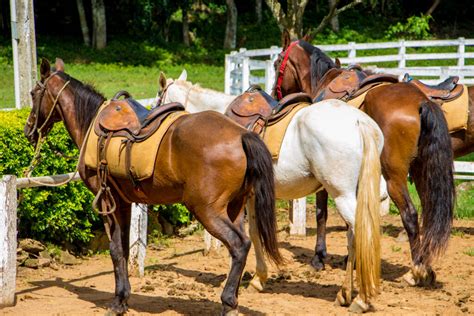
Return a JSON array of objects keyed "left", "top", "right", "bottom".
[
  {"left": 0, "top": 173, "right": 147, "bottom": 307},
  {"left": 225, "top": 38, "right": 474, "bottom": 95}
]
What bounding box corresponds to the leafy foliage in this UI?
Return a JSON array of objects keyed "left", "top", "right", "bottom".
[
  {"left": 385, "top": 14, "right": 433, "bottom": 40},
  {"left": 153, "top": 204, "right": 192, "bottom": 226},
  {"left": 0, "top": 110, "right": 99, "bottom": 245}
]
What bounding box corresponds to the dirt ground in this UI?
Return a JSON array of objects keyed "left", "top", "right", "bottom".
[{"left": 2, "top": 208, "right": 473, "bottom": 316}]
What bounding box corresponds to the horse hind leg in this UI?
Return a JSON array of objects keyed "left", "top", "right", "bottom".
[
  {"left": 106, "top": 201, "right": 132, "bottom": 314},
  {"left": 311, "top": 190, "right": 329, "bottom": 271},
  {"left": 195, "top": 202, "right": 251, "bottom": 315},
  {"left": 247, "top": 196, "right": 268, "bottom": 292}
]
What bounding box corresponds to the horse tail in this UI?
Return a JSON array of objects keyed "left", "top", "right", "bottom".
[
  {"left": 410, "top": 101, "right": 455, "bottom": 266},
  {"left": 355, "top": 121, "right": 382, "bottom": 301},
  {"left": 241, "top": 132, "right": 283, "bottom": 265}
]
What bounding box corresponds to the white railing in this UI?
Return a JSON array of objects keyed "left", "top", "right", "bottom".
[
  {"left": 225, "top": 38, "right": 474, "bottom": 95},
  {"left": 0, "top": 173, "right": 147, "bottom": 306}
]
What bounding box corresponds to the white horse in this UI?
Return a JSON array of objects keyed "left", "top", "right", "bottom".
[{"left": 157, "top": 70, "right": 386, "bottom": 312}]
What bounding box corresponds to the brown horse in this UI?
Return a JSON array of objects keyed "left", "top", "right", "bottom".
[
  {"left": 24, "top": 58, "right": 282, "bottom": 315},
  {"left": 272, "top": 38, "right": 456, "bottom": 287}
]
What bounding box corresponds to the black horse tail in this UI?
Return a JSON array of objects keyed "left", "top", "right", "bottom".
[
  {"left": 410, "top": 101, "right": 455, "bottom": 266},
  {"left": 241, "top": 132, "right": 283, "bottom": 265}
]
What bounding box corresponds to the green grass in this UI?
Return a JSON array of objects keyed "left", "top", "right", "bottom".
[
  {"left": 463, "top": 247, "right": 474, "bottom": 256},
  {"left": 1, "top": 62, "right": 223, "bottom": 108}
]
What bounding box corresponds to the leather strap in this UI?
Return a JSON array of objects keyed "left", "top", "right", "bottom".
[{"left": 275, "top": 41, "right": 299, "bottom": 100}]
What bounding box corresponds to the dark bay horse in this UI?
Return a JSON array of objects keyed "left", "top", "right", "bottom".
[
  {"left": 24, "top": 58, "right": 282, "bottom": 315},
  {"left": 272, "top": 38, "right": 456, "bottom": 287}
]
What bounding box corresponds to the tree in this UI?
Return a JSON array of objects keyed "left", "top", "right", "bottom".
[
  {"left": 91, "top": 0, "right": 106, "bottom": 49},
  {"left": 224, "top": 0, "right": 237, "bottom": 49},
  {"left": 329, "top": 0, "right": 339, "bottom": 32},
  {"left": 76, "top": 0, "right": 90, "bottom": 46},
  {"left": 265, "top": 0, "right": 309, "bottom": 39},
  {"left": 310, "top": 0, "right": 363, "bottom": 36},
  {"left": 256, "top": 0, "right": 262, "bottom": 24},
  {"left": 426, "top": 0, "right": 441, "bottom": 16}
]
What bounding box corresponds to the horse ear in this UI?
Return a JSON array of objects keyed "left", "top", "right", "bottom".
[
  {"left": 55, "top": 58, "right": 65, "bottom": 72},
  {"left": 335, "top": 58, "right": 342, "bottom": 68},
  {"left": 40, "top": 58, "right": 51, "bottom": 80},
  {"left": 281, "top": 29, "right": 291, "bottom": 50},
  {"left": 159, "top": 72, "right": 167, "bottom": 90},
  {"left": 178, "top": 69, "right": 187, "bottom": 81},
  {"left": 302, "top": 32, "right": 312, "bottom": 43}
]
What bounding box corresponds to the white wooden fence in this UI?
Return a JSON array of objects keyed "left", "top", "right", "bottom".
[
  {"left": 0, "top": 173, "right": 147, "bottom": 307},
  {"left": 225, "top": 38, "right": 474, "bottom": 95}
]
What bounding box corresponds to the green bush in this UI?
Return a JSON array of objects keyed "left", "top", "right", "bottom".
[
  {"left": 0, "top": 110, "right": 99, "bottom": 245},
  {"left": 153, "top": 204, "right": 192, "bottom": 226},
  {"left": 385, "top": 14, "right": 433, "bottom": 40}
]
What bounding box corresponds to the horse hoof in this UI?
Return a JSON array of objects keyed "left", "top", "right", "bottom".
[
  {"left": 248, "top": 276, "right": 264, "bottom": 292},
  {"left": 402, "top": 270, "right": 417, "bottom": 287},
  {"left": 105, "top": 308, "right": 126, "bottom": 316},
  {"left": 348, "top": 297, "right": 371, "bottom": 313},
  {"left": 334, "top": 291, "right": 349, "bottom": 307},
  {"left": 310, "top": 256, "right": 325, "bottom": 271}
]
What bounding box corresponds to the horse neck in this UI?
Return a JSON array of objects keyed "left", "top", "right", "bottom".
[
  {"left": 52, "top": 78, "right": 103, "bottom": 147},
  {"left": 172, "top": 82, "right": 235, "bottom": 114}
]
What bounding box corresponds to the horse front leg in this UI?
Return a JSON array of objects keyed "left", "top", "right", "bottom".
[
  {"left": 106, "top": 202, "right": 132, "bottom": 315},
  {"left": 311, "top": 190, "right": 328, "bottom": 271}
]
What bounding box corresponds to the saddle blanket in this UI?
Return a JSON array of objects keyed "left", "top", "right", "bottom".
[
  {"left": 441, "top": 85, "right": 469, "bottom": 133},
  {"left": 262, "top": 102, "right": 310, "bottom": 160},
  {"left": 84, "top": 109, "right": 188, "bottom": 180},
  {"left": 347, "top": 84, "right": 469, "bottom": 133}
]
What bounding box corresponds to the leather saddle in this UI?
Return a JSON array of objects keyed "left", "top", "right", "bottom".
[
  {"left": 225, "top": 86, "right": 312, "bottom": 134},
  {"left": 95, "top": 97, "right": 184, "bottom": 140},
  {"left": 402, "top": 74, "right": 464, "bottom": 102},
  {"left": 314, "top": 67, "right": 398, "bottom": 102}
]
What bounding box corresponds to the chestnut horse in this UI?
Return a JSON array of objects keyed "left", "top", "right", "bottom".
[
  {"left": 24, "top": 58, "right": 282, "bottom": 315},
  {"left": 273, "top": 38, "right": 455, "bottom": 287}
]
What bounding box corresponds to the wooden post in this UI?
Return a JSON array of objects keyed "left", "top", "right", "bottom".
[
  {"left": 348, "top": 42, "right": 356, "bottom": 65},
  {"left": 264, "top": 60, "right": 275, "bottom": 94},
  {"left": 289, "top": 197, "right": 306, "bottom": 235},
  {"left": 242, "top": 56, "right": 250, "bottom": 93},
  {"left": 224, "top": 54, "right": 232, "bottom": 94},
  {"left": 0, "top": 175, "right": 17, "bottom": 307},
  {"left": 129, "top": 203, "right": 147, "bottom": 277},
  {"left": 203, "top": 230, "right": 222, "bottom": 254},
  {"left": 10, "top": 0, "right": 37, "bottom": 109},
  {"left": 398, "top": 40, "right": 406, "bottom": 68},
  {"left": 458, "top": 37, "right": 465, "bottom": 81}
]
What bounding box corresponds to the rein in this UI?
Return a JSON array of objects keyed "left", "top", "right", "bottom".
[{"left": 274, "top": 41, "right": 299, "bottom": 100}]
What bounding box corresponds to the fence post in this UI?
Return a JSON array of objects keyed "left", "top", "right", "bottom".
[
  {"left": 348, "top": 42, "right": 356, "bottom": 64},
  {"left": 203, "top": 230, "right": 222, "bottom": 255},
  {"left": 440, "top": 66, "right": 449, "bottom": 81},
  {"left": 458, "top": 37, "right": 465, "bottom": 81},
  {"left": 265, "top": 60, "right": 275, "bottom": 94},
  {"left": 270, "top": 45, "right": 279, "bottom": 62},
  {"left": 0, "top": 175, "right": 17, "bottom": 307},
  {"left": 129, "top": 203, "right": 147, "bottom": 277},
  {"left": 242, "top": 56, "right": 250, "bottom": 93},
  {"left": 224, "top": 54, "right": 232, "bottom": 95},
  {"left": 289, "top": 198, "right": 306, "bottom": 235},
  {"left": 398, "top": 40, "right": 406, "bottom": 68}
]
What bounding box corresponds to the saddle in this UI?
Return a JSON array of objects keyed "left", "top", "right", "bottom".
[
  {"left": 225, "top": 86, "right": 312, "bottom": 134},
  {"left": 314, "top": 68, "right": 398, "bottom": 102},
  {"left": 402, "top": 74, "right": 464, "bottom": 102}
]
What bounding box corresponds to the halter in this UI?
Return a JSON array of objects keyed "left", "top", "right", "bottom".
[
  {"left": 274, "top": 41, "right": 299, "bottom": 100},
  {"left": 157, "top": 80, "right": 194, "bottom": 108}
]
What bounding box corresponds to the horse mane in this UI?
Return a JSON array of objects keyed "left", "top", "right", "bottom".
[
  {"left": 298, "top": 40, "right": 337, "bottom": 94},
  {"left": 56, "top": 71, "right": 106, "bottom": 131}
]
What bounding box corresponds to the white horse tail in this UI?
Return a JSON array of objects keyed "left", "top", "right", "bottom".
[{"left": 355, "top": 120, "right": 382, "bottom": 302}]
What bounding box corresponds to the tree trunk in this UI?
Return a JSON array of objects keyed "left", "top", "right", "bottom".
[
  {"left": 426, "top": 0, "right": 441, "bottom": 16},
  {"left": 76, "top": 0, "right": 90, "bottom": 46},
  {"left": 265, "top": 0, "right": 308, "bottom": 39},
  {"left": 256, "top": 0, "right": 262, "bottom": 24},
  {"left": 91, "top": 0, "right": 106, "bottom": 49},
  {"left": 329, "top": 0, "right": 339, "bottom": 32},
  {"left": 224, "top": 0, "right": 237, "bottom": 49},
  {"left": 182, "top": 6, "right": 190, "bottom": 46}
]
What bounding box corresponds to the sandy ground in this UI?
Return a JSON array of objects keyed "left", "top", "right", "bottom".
[{"left": 1, "top": 208, "right": 473, "bottom": 316}]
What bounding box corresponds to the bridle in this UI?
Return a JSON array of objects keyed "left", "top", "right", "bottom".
[
  {"left": 27, "top": 71, "right": 70, "bottom": 139},
  {"left": 273, "top": 41, "right": 299, "bottom": 100},
  {"left": 157, "top": 80, "right": 195, "bottom": 108},
  {"left": 24, "top": 71, "right": 76, "bottom": 184}
]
